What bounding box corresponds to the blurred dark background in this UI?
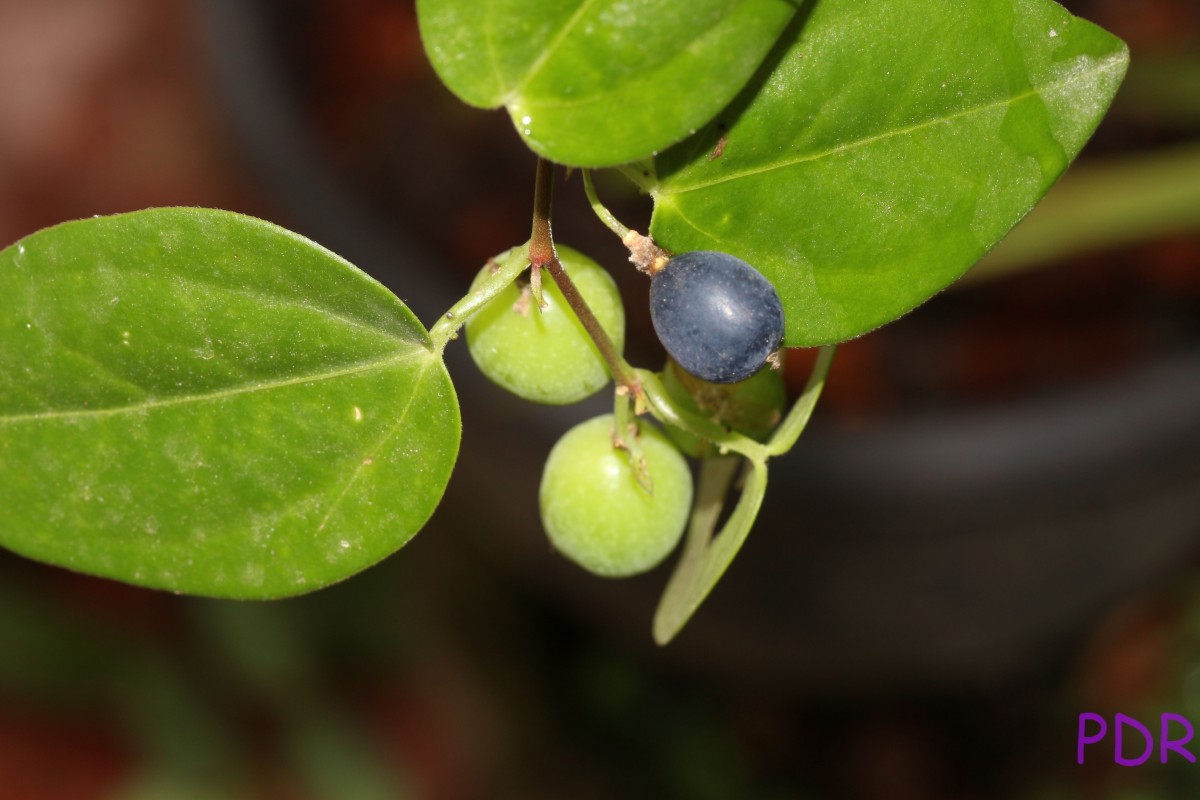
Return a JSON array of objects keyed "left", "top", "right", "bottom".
[{"left": 1, "top": 1, "right": 1198, "bottom": 798}]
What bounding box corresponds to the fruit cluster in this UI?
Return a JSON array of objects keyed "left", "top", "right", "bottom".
[{"left": 465, "top": 242, "right": 785, "bottom": 577}]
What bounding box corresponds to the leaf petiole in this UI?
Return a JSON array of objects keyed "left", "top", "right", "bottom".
[
  {"left": 636, "top": 368, "right": 767, "bottom": 463},
  {"left": 765, "top": 345, "right": 835, "bottom": 457},
  {"left": 582, "top": 170, "right": 631, "bottom": 239},
  {"left": 583, "top": 169, "right": 671, "bottom": 276},
  {"left": 428, "top": 245, "right": 530, "bottom": 353}
]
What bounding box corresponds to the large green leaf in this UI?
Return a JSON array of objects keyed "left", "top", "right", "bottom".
[
  {"left": 416, "top": 0, "right": 798, "bottom": 167},
  {"left": 0, "top": 209, "right": 459, "bottom": 598},
  {"left": 649, "top": 0, "right": 1129, "bottom": 345}
]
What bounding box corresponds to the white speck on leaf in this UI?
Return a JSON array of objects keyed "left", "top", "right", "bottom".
[
  {"left": 242, "top": 563, "right": 265, "bottom": 587},
  {"left": 353, "top": 406, "right": 363, "bottom": 422},
  {"left": 1049, "top": 28, "right": 1058, "bottom": 37},
  {"left": 339, "top": 540, "right": 351, "bottom": 550}
]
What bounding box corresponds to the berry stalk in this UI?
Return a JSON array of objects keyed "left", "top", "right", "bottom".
[{"left": 530, "top": 158, "right": 640, "bottom": 392}]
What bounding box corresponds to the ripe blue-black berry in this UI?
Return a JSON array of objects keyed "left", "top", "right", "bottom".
[{"left": 649, "top": 251, "right": 785, "bottom": 383}]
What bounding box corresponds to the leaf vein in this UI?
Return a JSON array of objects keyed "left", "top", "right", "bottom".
[
  {"left": 0, "top": 350, "right": 429, "bottom": 426},
  {"left": 659, "top": 54, "right": 1126, "bottom": 195},
  {"left": 163, "top": 272, "right": 420, "bottom": 348},
  {"left": 314, "top": 358, "right": 435, "bottom": 533},
  {"left": 508, "top": 0, "right": 602, "bottom": 102}
]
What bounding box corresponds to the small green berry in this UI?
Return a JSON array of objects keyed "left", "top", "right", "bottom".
[
  {"left": 539, "top": 414, "right": 693, "bottom": 578},
  {"left": 466, "top": 245, "right": 624, "bottom": 405},
  {"left": 661, "top": 356, "right": 787, "bottom": 456}
]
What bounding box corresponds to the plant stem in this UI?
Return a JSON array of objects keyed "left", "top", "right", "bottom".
[
  {"left": 765, "top": 345, "right": 835, "bottom": 457},
  {"left": 635, "top": 368, "right": 767, "bottom": 463},
  {"left": 528, "top": 157, "right": 559, "bottom": 281},
  {"left": 581, "top": 168, "right": 671, "bottom": 276},
  {"left": 530, "top": 158, "right": 639, "bottom": 391},
  {"left": 428, "top": 245, "right": 530, "bottom": 353},
  {"left": 582, "top": 170, "right": 631, "bottom": 239},
  {"left": 612, "top": 390, "right": 652, "bottom": 492}
]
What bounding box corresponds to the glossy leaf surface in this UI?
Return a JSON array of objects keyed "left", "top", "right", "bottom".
[
  {"left": 416, "top": 0, "right": 798, "bottom": 167},
  {"left": 649, "top": 0, "right": 1129, "bottom": 345},
  {"left": 0, "top": 209, "right": 459, "bottom": 598}
]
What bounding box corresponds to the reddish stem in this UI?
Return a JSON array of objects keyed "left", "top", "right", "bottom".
[{"left": 529, "top": 158, "right": 637, "bottom": 390}]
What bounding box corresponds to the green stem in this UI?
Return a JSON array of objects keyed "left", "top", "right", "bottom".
[
  {"left": 428, "top": 245, "right": 530, "bottom": 353},
  {"left": 614, "top": 387, "right": 636, "bottom": 439},
  {"left": 582, "top": 170, "right": 631, "bottom": 239},
  {"left": 636, "top": 368, "right": 767, "bottom": 463},
  {"left": 612, "top": 390, "right": 652, "bottom": 492},
  {"left": 765, "top": 345, "right": 835, "bottom": 457}
]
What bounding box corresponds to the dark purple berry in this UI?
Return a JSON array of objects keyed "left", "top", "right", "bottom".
[{"left": 649, "top": 251, "right": 784, "bottom": 384}]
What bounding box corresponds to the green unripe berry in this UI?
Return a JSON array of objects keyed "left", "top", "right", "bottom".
[
  {"left": 539, "top": 415, "right": 693, "bottom": 578},
  {"left": 661, "top": 357, "right": 787, "bottom": 457},
  {"left": 466, "top": 245, "right": 625, "bottom": 405}
]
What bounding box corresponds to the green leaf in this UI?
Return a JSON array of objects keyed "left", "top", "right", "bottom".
[
  {"left": 653, "top": 456, "right": 767, "bottom": 645},
  {"left": 649, "top": 0, "right": 1129, "bottom": 345},
  {"left": 650, "top": 345, "right": 831, "bottom": 644},
  {"left": 0, "top": 209, "right": 460, "bottom": 598},
  {"left": 416, "top": 0, "right": 798, "bottom": 167}
]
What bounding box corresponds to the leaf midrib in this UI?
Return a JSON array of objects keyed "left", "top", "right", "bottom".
[
  {"left": 506, "top": 0, "right": 602, "bottom": 103},
  {"left": 510, "top": 9, "right": 745, "bottom": 113},
  {"left": 655, "top": 51, "right": 1127, "bottom": 196},
  {"left": 0, "top": 349, "right": 430, "bottom": 426}
]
